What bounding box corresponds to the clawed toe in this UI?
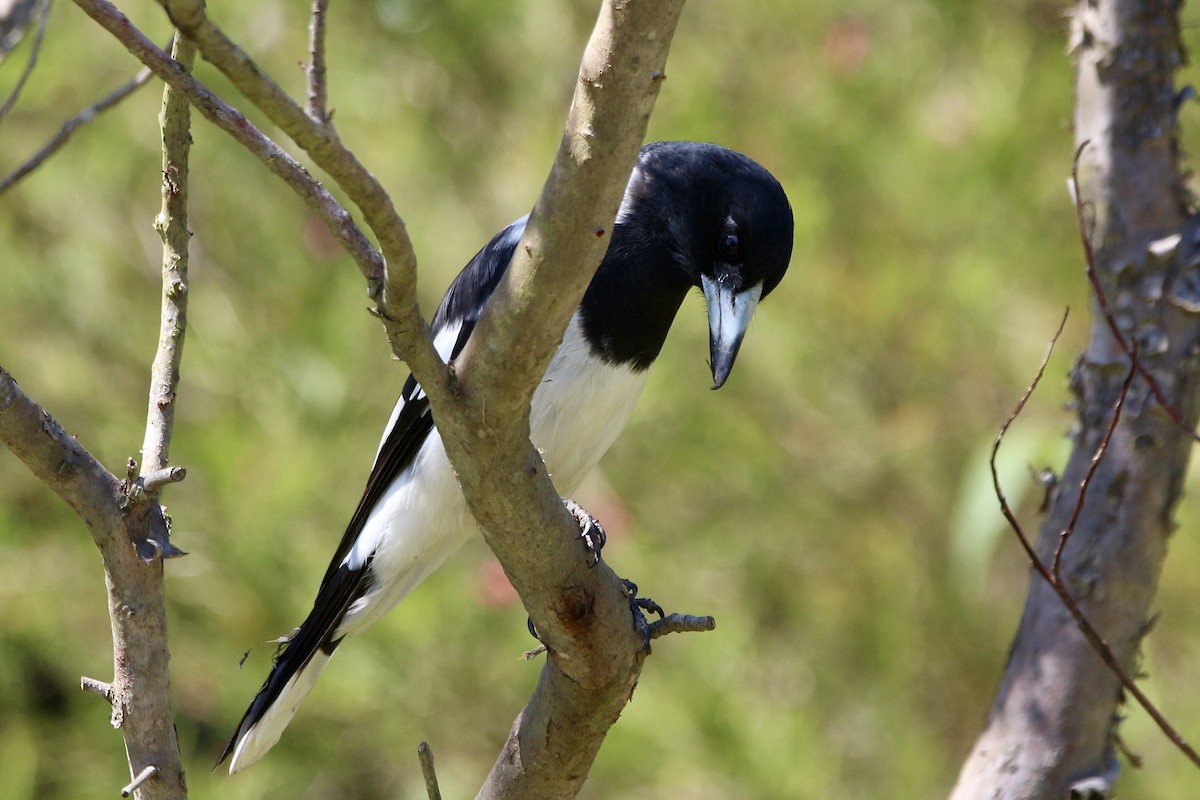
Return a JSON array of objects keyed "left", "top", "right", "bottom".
[
  {"left": 621, "top": 578, "right": 664, "bottom": 652},
  {"left": 563, "top": 498, "right": 607, "bottom": 567}
]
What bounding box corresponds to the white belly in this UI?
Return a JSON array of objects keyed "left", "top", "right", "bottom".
[{"left": 336, "top": 315, "right": 648, "bottom": 637}]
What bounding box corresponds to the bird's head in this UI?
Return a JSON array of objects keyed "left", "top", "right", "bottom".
[{"left": 629, "top": 142, "right": 794, "bottom": 389}]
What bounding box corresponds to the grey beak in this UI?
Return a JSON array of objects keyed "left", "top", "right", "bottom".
[{"left": 701, "top": 275, "right": 763, "bottom": 389}]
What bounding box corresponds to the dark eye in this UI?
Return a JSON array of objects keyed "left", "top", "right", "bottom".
[{"left": 719, "top": 232, "right": 741, "bottom": 262}]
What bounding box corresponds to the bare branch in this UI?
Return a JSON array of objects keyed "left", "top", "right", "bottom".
[
  {"left": 306, "top": 0, "right": 329, "bottom": 125},
  {"left": 955, "top": 3, "right": 1199, "bottom": 792},
  {"left": 139, "top": 31, "right": 194, "bottom": 489},
  {"left": 0, "top": 365, "right": 186, "bottom": 798},
  {"left": 0, "top": 365, "right": 121, "bottom": 526},
  {"left": 990, "top": 319, "right": 1200, "bottom": 769},
  {"left": 0, "top": 0, "right": 50, "bottom": 123},
  {"left": 155, "top": 0, "right": 444, "bottom": 390},
  {"left": 142, "top": 466, "right": 186, "bottom": 492},
  {"left": 0, "top": 64, "right": 153, "bottom": 195},
  {"left": 68, "top": 0, "right": 386, "bottom": 293}
]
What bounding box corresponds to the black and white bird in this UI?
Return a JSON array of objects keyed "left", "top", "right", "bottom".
[{"left": 220, "top": 141, "right": 794, "bottom": 773}]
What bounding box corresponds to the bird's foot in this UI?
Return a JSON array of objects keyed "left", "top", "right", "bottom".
[
  {"left": 621, "top": 578, "right": 665, "bottom": 652},
  {"left": 525, "top": 501, "right": 607, "bottom": 645},
  {"left": 563, "top": 498, "right": 606, "bottom": 567}
]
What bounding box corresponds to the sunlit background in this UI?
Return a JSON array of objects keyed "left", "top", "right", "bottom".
[{"left": 3, "top": 0, "right": 1200, "bottom": 797}]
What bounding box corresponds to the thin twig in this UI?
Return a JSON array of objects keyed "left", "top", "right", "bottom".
[
  {"left": 1052, "top": 341, "right": 1137, "bottom": 577},
  {"left": 1071, "top": 140, "right": 1200, "bottom": 443},
  {"left": 306, "top": 0, "right": 329, "bottom": 124},
  {"left": 139, "top": 31, "right": 194, "bottom": 485},
  {"left": 417, "top": 741, "right": 443, "bottom": 800},
  {"left": 993, "top": 313, "right": 1200, "bottom": 768},
  {"left": 991, "top": 310, "right": 1069, "bottom": 570},
  {"left": 0, "top": 64, "right": 152, "bottom": 195},
  {"left": 0, "top": 0, "right": 51, "bottom": 124}
]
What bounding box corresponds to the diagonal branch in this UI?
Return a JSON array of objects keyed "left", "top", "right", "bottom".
[
  {"left": 67, "top": 0, "right": 385, "bottom": 294},
  {"left": 67, "top": 1, "right": 689, "bottom": 796},
  {"left": 0, "top": 64, "right": 154, "bottom": 195},
  {"left": 155, "top": 0, "right": 441, "bottom": 389},
  {"left": 0, "top": 366, "right": 121, "bottom": 527}
]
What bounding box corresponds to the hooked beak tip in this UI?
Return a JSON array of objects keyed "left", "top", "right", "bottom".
[{"left": 702, "top": 275, "right": 762, "bottom": 392}]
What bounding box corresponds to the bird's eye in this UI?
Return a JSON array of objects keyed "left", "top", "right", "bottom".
[{"left": 719, "top": 232, "right": 741, "bottom": 262}]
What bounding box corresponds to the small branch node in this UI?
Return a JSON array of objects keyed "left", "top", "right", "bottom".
[
  {"left": 417, "top": 741, "right": 443, "bottom": 800},
  {"left": 121, "top": 765, "right": 158, "bottom": 797},
  {"left": 522, "top": 644, "right": 548, "bottom": 660},
  {"left": 141, "top": 466, "right": 187, "bottom": 493},
  {"left": 648, "top": 613, "right": 717, "bottom": 641},
  {"left": 80, "top": 675, "right": 114, "bottom": 703}
]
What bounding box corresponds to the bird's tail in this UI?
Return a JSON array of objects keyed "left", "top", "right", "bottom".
[
  {"left": 220, "top": 646, "right": 335, "bottom": 774},
  {"left": 219, "top": 563, "right": 365, "bottom": 774}
]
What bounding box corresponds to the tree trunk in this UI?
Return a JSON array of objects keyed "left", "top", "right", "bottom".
[{"left": 951, "top": 1, "right": 1197, "bottom": 797}]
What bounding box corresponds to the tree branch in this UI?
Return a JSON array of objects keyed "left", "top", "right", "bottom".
[
  {"left": 67, "top": 0, "right": 386, "bottom": 293},
  {"left": 0, "top": 63, "right": 154, "bottom": 195},
  {"left": 0, "top": 366, "right": 186, "bottom": 799},
  {"left": 952, "top": 1, "right": 1200, "bottom": 794},
  {"left": 154, "top": 0, "right": 444, "bottom": 390},
  {"left": 305, "top": 0, "right": 330, "bottom": 125},
  {"left": 64, "top": 1, "right": 689, "bottom": 794},
  {"left": 139, "top": 31, "right": 194, "bottom": 484}
]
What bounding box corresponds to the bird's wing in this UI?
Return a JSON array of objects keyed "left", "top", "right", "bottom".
[
  {"left": 315, "top": 214, "right": 528, "bottom": 590},
  {"left": 218, "top": 217, "right": 529, "bottom": 771}
]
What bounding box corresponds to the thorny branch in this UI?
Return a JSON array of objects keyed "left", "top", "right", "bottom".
[{"left": 994, "top": 312, "right": 1200, "bottom": 768}]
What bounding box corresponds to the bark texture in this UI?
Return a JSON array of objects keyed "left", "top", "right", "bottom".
[
  {"left": 0, "top": 371, "right": 186, "bottom": 799},
  {"left": 951, "top": 1, "right": 1197, "bottom": 797}
]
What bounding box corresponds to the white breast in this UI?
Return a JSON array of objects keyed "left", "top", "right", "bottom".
[{"left": 531, "top": 314, "right": 649, "bottom": 491}]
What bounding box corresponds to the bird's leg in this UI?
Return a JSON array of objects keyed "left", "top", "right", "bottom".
[
  {"left": 621, "top": 578, "right": 665, "bottom": 652},
  {"left": 562, "top": 498, "right": 606, "bottom": 567}
]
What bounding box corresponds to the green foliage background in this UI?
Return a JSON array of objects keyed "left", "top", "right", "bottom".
[{"left": 3, "top": 0, "right": 1200, "bottom": 797}]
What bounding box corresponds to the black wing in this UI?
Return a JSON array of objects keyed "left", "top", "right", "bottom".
[
  {"left": 217, "top": 217, "right": 528, "bottom": 769},
  {"left": 315, "top": 214, "right": 527, "bottom": 589}
]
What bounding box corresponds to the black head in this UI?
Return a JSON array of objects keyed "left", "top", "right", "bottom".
[{"left": 623, "top": 141, "right": 794, "bottom": 387}]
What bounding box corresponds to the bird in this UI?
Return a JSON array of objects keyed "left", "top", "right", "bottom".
[{"left": 220, "top": 140, "right": 794, "bottom": 773}]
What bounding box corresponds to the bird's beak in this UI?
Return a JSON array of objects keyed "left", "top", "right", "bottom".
[{"left": 701, "top": 275, "right": 763, "bottom": 390}]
